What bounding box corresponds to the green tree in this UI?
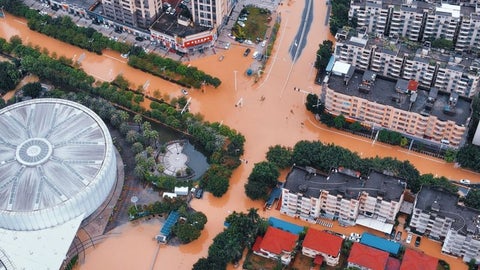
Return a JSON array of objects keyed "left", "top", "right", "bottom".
[
  {"left": 349, "top": 121, "right": 363, "bottom": 132},
  {"left": 465, "top": 189, "right": 480, "bottom": 210},
  {"left": 266, "top": 145, "right": 293, "bottom": 169},
  {"left": 22, "top": 82, "right": 42, "bottom": 98},
  {"left": 444, "top": 149, "right": 457, "bottom": 163},
  {"left": 172, "top": 222, "right": 201, "bottom": 243},
  {"left": 247, "top": 161, "right": 279, "bottom": 188},
  {"left": 0, "top": 61, "right": 21, "bottom": 93},
  {"left": 334, "top": 114, "right": 346, "bottom": 129},
  {"left": 314, "top": 40, "right": 333, "bottom": 73},
  {"left": 456, "top": 144, "right": 480, "bottom": 171},
  {"left": 305, "top": 93, "right": 323, "bottom": 114}
]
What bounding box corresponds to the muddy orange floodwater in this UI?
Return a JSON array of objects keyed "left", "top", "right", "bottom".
[{"left": 0, "top": 2, "right": 475, "bottom": 270}]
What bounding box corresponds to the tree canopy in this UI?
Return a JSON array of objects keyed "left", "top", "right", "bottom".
[
  {"left": 266, "top": 145, "right": 293, "bottom": 169},
  {"left": 245, "top": 162, "right": 279, "bottom": 200}
]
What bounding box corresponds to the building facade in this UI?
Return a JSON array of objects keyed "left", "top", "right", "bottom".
[
  {"left": 324, "top": 62, "right": 472, "bottom": 147},
  {"left": 252, "top": 227, "right": 298, "bottom": 265},
  {"left": 348, "top": 0, "right": 479, "bottom": 52},
  {"left": 302, "top": 228, "right": 344, "bottom": 266},
  {"left": 191, "top": 0, "right": 234, "bottom": 29},
  {"left": 280, "top": 167, "right": 405, "bottom": 230},
  {"left": 334, "top": 29, "right": 480, "bottom": 97},
  {"left": 102, "top": 0, "right": 163, "bottom": 29},
  {"left": 410, "top": 187, "right": 480, "bottom": 262}
]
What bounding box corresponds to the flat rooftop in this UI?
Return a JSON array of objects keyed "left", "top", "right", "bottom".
[
  {"left": 365, "top": 171, "right": 406, "bottom": 202},
  {"left": 284, "top": 167, "right": 405, "bottom": 201},
  {"left": 150, "top": 12, "right": 210, "bottom": 38},
  {"left": 328, "top": 69, "right": 471, "bottom": 125},
  {"left": 415, "top": 187, "right": 480, "bottom": 236}
]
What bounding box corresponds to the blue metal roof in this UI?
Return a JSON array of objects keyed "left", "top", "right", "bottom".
[
  {"left": 160, "top": 211, "right": 179, "bottom": 236},
  {"left": 268, "top": 217, "right": 304, "bottom": 235},
  {"left": 326, "top": 55, "right": 336, "bottom": 73},
  {"left": 266, "top": 185, "right": 282, "bottom": 206},
  {"left": 360, "top": 233, "right": 400, "bottom": 255}
]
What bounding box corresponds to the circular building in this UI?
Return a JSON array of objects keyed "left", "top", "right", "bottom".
[{"left": 0, "top": 98, "right": 116, "bottom": 231}]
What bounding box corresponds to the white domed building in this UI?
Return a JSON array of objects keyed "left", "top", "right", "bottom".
[{"left": 0, "top": 99, "right": 117, "bottom": 270}]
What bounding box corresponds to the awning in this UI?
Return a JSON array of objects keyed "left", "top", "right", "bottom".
[{"left": 355, "top": 216, "right": 394, "bottom": 233}]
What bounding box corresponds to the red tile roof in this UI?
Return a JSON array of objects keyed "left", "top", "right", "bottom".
[
  {"left": 386, "top": 257, "right": 401, "bottom": 270},
  {"left": 259, "top": 227, "right": 298, "bottom": 255},
  {"left": 314, "top": 255, "right": 324, "bottom": 265},
  {"left": 408, "top": 80, "right": 419, "bottom": 91},
  {"left": 252, "top": 236, "right": 263, "bottom": 253},
  {"left": 348, "top": 242, "right": 389, "bottom": 270},
  {"left": 303, "top": 228, "right": 343, "bottom": 257},
  {"left": 400, "top": 249, "right": 438, "bottom": 270}
]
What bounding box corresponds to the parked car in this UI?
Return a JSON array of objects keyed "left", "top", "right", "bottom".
[
  {"left": 406, "top": 233, "right": 412, "bottom": 244},
  {"left": 395, "top": 231, "right": 402, "bottom": 242},
  {"left": 252, "top": 51, "right": 260, "bottom": 59},
  {"left": 349, "top": 233, "right": 361, "bottom": 242},
  {"left": 135, "top": 36, "right": 144, "bottom": 41},
  {"left": 415, "top": 236, "right": 421, "bottom": 247},
  {"left": 195, "top": 188, "right": 204, "bottom": 199},
  {"left": 460, "top": 179, "right": 471, "bottom": 185},
  {"left": 389, "top": 229, "right": 396, "bottom": 240},
  {"left": 181, "top": 88, "right": 188, "bottom": 95},
  {"left": 237, "top": 21, "right": 246, "bottom": 28},
  {"left": 243, "top": 48, "right": 251, "bottom": 57},
  {"left": 261, "top": 40, "right": 267, "bottom": 47}
]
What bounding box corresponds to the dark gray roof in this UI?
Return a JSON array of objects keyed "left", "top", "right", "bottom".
[
  {"left": 415, "top": 187, "right": 480, "bottom": 236},
  {"left": 327, "top": 69, "right": 471, "bottom": 125},
  {"left": 284, "top": 167, "right": 405, "bottom": 202},
  {"left": 365, "top": 171, "right": 406, "bottom": 202},
  {"left": 150, "top": 13, "right": 210, "bottom": 38}
]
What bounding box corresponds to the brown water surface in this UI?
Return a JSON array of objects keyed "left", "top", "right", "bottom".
[{"left": 0, "top": 3, "right": 474, "bottom": 270}]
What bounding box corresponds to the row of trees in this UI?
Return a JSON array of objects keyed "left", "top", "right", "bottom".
[
  {"left": 305, "top": 93, "right": 458, "bottom": 162},
  {"left": 244, "top": 141, "right": 460, "bottom": 197},
  {"left": 128, "top": 53, "right": 222, "bottom": 88},
  {"left": 3, "top": 0, "right": 221, "bottom": 89},
  {"left": 193, "top": 209, "right": 267, "bottom": 269}
]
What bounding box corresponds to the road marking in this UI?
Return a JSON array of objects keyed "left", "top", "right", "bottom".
[
  {"left": 397, "top": 150, "right": 445, "bottom": 164},
  {"left": 103, "top": 54, "right": 127, "bottom": 63},
  {"left": 307, "top": 118, "right": 392, "bottom": 148}
]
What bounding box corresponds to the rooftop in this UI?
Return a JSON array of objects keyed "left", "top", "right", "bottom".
[
  {"left": 284, "top": 166, "right": 405, "bottom": 201},
  {"left": 328, "top": 68, "right": 471, "bottom": 125},
  {"left": 365, "top": 171, "right": 406, "bottom": 202},
  {"left": 259, "top": 227, "right": 298, "bottom": 255},
  {"left": 150, "top": 12, "right": 211, "bottom": 38},
  {"left": 360, "top": 233, "right": 401, "bottom": 255},
  {"left": 386, "top": 257, "right": 401, "bottom": 270},
  {"left": 348, "top": 242, "right": 389, "bottom": 270},
  {"left": 400, "top": 249, "right": 438, "bottom": 270},
  {"left": 302, "top": 228, "right": 343, "bottom": 257},
  {"left": 415, "top": 186, "right": 480, "bottom": 236},
  {"left": 268, "top": 217, "right": 304, "bottom": 235}
]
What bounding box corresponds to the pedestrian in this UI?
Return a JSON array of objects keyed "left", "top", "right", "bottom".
[{"left": 246, "top": 160, "right": 248, "bottom": 164}]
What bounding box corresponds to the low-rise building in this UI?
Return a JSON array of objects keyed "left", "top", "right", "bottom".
[
  {"left": 302, "top": 228, "right": 343, "bottom": 266},
  {"left": 410, "top": 186, "right": 480, "bottom": 262},
  {"left": 252, "top": 226, "right": 298, "bottom": 265},
  {"left": 348, "top": 242, "right": 389, "bottom": 270},
  {"left": 400, "top": 249, "right": 438, "bottom": 270},
  {"left": 324, "top": 62, "right": 472, "bottom": 147},
  {"left": 281, "top": 166, "right": 405, "bottom": 233}
]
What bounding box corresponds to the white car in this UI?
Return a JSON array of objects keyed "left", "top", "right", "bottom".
[
  {"left": 224, "top": 42, "right": 231, "bottom": 49},
  {"left": 406, "top": 233, "right": 413, "bottom": 244},
  {"left": 244, "top": 40, "right": 253, "bottom": 45},
  {"left": 261, "top": 40, "right": 267, "bottom": 47},
  {"left": 349, "top": 233, "right": 361, "bottom": 242},
  {"left": 460, "top": 179, "right": 471, "bottom": 185},
  {"left": 181, "top": 88, "right": 188, "bottom": 95},
  {"left": 237, "top": 21, "right": 246, "bottom": 28}
]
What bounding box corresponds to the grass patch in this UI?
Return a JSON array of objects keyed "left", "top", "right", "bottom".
[{"left": 232, "top": 6, "right": 272, "bottom": 41}]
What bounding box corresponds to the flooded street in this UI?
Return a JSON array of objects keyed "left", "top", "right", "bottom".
[{"left": 0, "top": 1, "right": 475, "bottom": 269}]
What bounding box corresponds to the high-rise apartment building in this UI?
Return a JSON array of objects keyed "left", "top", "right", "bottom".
[
  {"left": 348, "top": 0, "right": 479, "bottom": 52},
  {"left": 102, "top": 0, "right": 162, "bottom": 29},
  {"left": 334, "top": 29, "right": 480, "bottom": 97},
  {"left": 190, "top": 0, "right": 235, "bottom": 28}
]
